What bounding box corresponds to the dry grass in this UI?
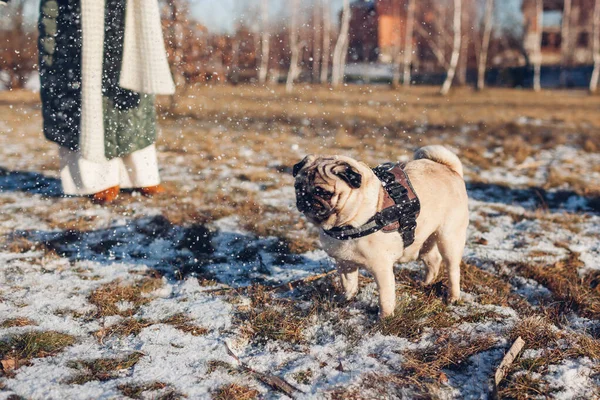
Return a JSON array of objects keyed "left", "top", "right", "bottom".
[
  {"left": 235, "top": 285, "right": 316, "bottom": 345},
  {"left": 2, "top": 86, "right": 600, "bottom": 397},
  {"left": 212, "top": 383, "right": 259, "bottom": 400},
  {"left": 405, "top": 336, "right": 498, "bottom": 378},
  {"left": 292, "top": 369, "right": 313, "bottom": 385},
  {"left": 95, "top": 318, "right": 153, "bottom": 341},
  {"left": 498, "top": 316, "right": 600, "bottom": 398},
  {"left": 0, "top": 317, "right": 37, "bottom": 328},
  {"left": 157, "top": 86, "right": 600, "bottom": 132},
  {"left": 88, "top": 277, "right": 163, "bottom": 317},
  {"left": 117, "top": 381, "right": 185, "bottom": 400},
  {"left": 241, "top": 306, "right": 311, "bottom": 345},
  {"left": 95, "top": 313, "right": 208, "bottom": 341},
  {"left": 460, "top": 261, "right": 532, "bottom": 314},
  {"left": 0, "top": 331, "right": 76, "bottom": 371},
  {"left": 161, "top": 313, "right": 209, "bottom": 336},
  {"left": 497, "top": 372, "right": 547, "bottom": 400},
  {"left": 508, "top": 316, "right": 562, "bottom": 348},
  {"left": 66, "top": 352, "right": 144, "bottom": 384},
  {"left": 514, "top": 253, "right": 600, "bottom": 320},
  {"left": 206, "top": 360, "right": 237, "bottom": 375},
  {"left": 378, "top": 291, "right": 454, "bottom": 340}
]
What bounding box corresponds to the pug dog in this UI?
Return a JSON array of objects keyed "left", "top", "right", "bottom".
[{"left": 293, "top": 145, "right": 469, "bottom": 318}]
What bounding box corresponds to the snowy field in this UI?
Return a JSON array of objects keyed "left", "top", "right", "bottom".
[{"left": 1, "top": 87, "right": 599, "bottom": 399}]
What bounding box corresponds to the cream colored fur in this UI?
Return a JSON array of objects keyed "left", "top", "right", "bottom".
[{"left": 294, "top": 146, "right": 469, "bottom": 318}]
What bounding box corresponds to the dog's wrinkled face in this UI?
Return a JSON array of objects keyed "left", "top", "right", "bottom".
[{"left": 293, "top": 155, "right": 363, "bottom": 228}]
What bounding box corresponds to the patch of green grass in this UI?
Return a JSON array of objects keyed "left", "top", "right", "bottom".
[
  {"left": 66, "top": 352, "right": 144, "bottom": 384},
  {"left": 0, "top": 331, "right": 76, "bottom": 369}
]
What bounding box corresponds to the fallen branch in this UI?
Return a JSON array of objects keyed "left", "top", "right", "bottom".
[
  {"left": 225, "top": 342, "right": 302, "bottom": 398},
  {"left": 493, "top": 336, "right": 525, "bottom": 396}
]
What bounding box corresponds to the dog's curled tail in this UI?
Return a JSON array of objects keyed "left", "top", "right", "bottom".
[{"left": 414, "top": 145, "right": 463, "bottom": 178}]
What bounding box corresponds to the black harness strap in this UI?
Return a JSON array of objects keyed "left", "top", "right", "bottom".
[{"left": 323, "top": 162, "right": 421, "bottom": 247}]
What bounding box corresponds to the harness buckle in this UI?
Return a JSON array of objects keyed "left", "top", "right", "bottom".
[{"left": 376, "top": 206, "right": 403, "bottom": 227}]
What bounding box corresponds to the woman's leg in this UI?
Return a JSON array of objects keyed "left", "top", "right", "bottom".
[
  {"left": 59, "top": 146, "right": 121, "bottom": 197},
  {"left": 119, "top": 144, "right": 161, "bottom": 191}
]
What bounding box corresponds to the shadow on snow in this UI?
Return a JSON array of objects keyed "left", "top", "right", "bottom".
[
  {"left": 12, "top": 215, "right": 331, "bottom": 287},
  {"left": 466, "top": 181, "right": 600, "bottom": 214},
  {"left": 0, "top": 167, "right": 63, "bottom": 197}
]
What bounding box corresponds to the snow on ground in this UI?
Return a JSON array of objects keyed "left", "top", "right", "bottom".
[{"left": 1, "top": 91, "right": 600, "bottom": 399}]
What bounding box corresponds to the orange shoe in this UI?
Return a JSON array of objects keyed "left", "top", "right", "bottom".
[
  {"left": 139, "top": 185, "right": 165, "bottom": 197},
  {"left": 92, "top": 186, "right": 120, "bottom": 204}
]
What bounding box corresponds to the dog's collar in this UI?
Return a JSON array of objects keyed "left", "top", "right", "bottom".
[{"left": 322, "top": 162, "right": 421, "bottom": 246}]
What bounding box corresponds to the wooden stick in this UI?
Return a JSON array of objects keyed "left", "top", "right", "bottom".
[
  {"left": 493, "top": 336, "right": 525, "bottom": 392},
  {"left": 225, "top": 342, "right": 302, "bottom": 398}
]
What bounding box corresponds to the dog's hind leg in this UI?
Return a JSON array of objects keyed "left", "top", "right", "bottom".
[
  {"left": 337, "top": 261, "right": 359, "bottom": 301},
  {"left": 420, "top": 240, "right": 443, "bottom": 286},
  {"left": 437, "top": 231, "right": 466, "bottom": 303}
]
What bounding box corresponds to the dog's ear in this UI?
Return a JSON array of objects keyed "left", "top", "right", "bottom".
[
  {"left": 334, "top": 163, "right": 362, "bottom": 189},
  {"left": 293, "top": 155, "right": 315, "bottom": 177}
]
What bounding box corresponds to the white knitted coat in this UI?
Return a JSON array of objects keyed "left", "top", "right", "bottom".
[{"left": 80, "top": 0, "right": 175, "bottom": 162}]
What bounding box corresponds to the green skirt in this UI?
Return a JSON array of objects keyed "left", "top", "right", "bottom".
[{"left": 38, "top": 0, "right": 157, "bottom": 159}]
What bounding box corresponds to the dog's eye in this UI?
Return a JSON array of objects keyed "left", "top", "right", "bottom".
[{"left": 314, "top": 188, "right": 333, "bottom": 200}]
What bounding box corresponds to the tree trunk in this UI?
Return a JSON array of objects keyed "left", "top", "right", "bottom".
[
  {"left": 320, "top": 0, "right": 331, "bottom": 84},
  {"left": 286, "top": 0, "right": 300, "bottom": 93},
  {"left": 312, "top": 0, "right": 322, "bottom": 83},
  {"left": 591, "top": 0, "right": 600, "bottom": 92},
  {"left": 457, "top": 30, "right": 469, "bottom": 86},
  {"left": 440, "top": 0, "right": 462, "bottom": 95},
  {"left": 560, "top": 0, "right": 571, "bottom": 87},
  {"left": 533, "top": 0, "right": 543, "bottom": 92},
  {"left": 258, "top": 0, "right": 270, "bottom": 84},
  {"left": 403, "top": 0, "right": 415, "bottom": 87},
  {"left": 477, "top": 0, "right": 493, "bottom": 90},
  {"left": 391, "top": 0, "right": 402, "bottom": 88},
  {"left": 331, "top": 0, "right": 351, "bottom": 87}
]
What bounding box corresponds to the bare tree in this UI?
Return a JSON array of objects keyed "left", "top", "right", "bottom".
[
  {"left": 391, "top": 0, "right": 403, "bottom": 87},
  {"left": 286, "top": 0, "right": 301, "bottom": 93},
  {"left": 320, "top": 0, "right": 331, "bottom": 84},
  {"left": 591, "top": 0, "right": 600, "bottom": 92},
  {"left": 331, "top": 0, "right": 351, "bottom": 87},
  {"left": 457, "top": 0, "right": 472, "bottom": 86},
  {"left": 533, "top": 0, "right": 543, "bottom": 92},
  {"left": 477, "top": 0, "right": 494, "bottom": 90},
  {"left": 403, "top": 0, "right": 416, "bottom": 87},
  {"left": 560, "top": 0, "right": 571, "bottom": 86},
  {"left": 258, "top": 0, "right": 270, "bottom": 84},
  {"left": 312, "top": 0, "right": 322, "bottom": 82},
  {"left": 440, "top": 0, "right": 462, "bottom": 95}
]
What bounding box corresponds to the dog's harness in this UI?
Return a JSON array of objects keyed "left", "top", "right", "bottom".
[{"left": 323, "top": 162, "right": 421, "bottom": 246}]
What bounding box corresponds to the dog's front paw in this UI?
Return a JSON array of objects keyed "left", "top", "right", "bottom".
[
  {"left": 343, "top": 288, "right": 358, "bottom": 301},
  {"left": 378, "top": 310, "right": 395, "bottom": 320}
]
